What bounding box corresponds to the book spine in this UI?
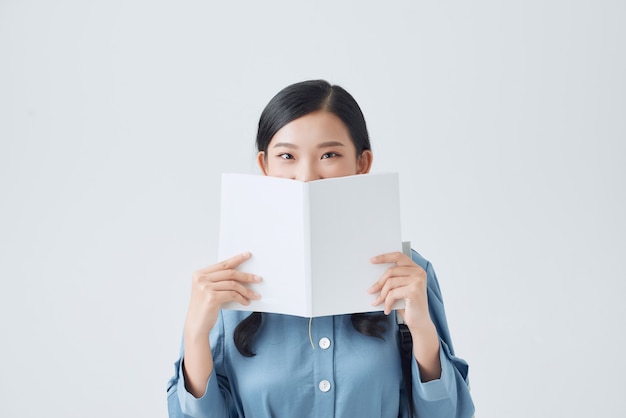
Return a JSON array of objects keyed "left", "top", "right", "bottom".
[{"left": 303, "top": 182, "right": 312, "bottom": 317}]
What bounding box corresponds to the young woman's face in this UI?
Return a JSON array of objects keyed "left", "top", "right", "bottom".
[{"left": 257, "top": 111, "right": 372, "bottom": 181}]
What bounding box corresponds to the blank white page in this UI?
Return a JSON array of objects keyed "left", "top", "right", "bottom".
[
  {"left": 218, "top": 174, "right": 309, "bottom": 316},
  {"left": 308, "top": 173, "right": 403, "bottom": 317}
]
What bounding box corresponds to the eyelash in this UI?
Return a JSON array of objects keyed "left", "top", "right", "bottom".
[{"left": 277, "top": 152, "right": 340, "bottom": 160}]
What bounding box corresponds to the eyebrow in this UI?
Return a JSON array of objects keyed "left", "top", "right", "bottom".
[{"left": 271, "top": 141, "right": 346, "bottom": 149}]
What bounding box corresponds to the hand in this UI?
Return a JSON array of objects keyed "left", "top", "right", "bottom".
[
  {"left": 369, "top": 251, "right": 442, "bottom": 381},
  {"left": 184, "top": 252, "right": 262, "bottom": 340},
  {"left": 368, "top": 251, "right": 432, "bottom": 330}
]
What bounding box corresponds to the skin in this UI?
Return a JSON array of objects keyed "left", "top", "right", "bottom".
[{"left": 183, "top": 110, "right": 441, "bottom": 398}]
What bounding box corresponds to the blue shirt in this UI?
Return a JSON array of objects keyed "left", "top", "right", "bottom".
[{"left": 167, "top": 251, "right": 475, "bottom": 417}]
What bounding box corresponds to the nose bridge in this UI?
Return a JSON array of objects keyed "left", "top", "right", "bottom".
[{"left": 295, "top": 157, "right": 320, "bottom": 182}]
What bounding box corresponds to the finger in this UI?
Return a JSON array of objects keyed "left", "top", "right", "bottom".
[
  {"left": 198, "top": 268, "right": 262, "bottom": 285},
  {"left": 370, "top": 285, "right": 405, "bottom": 315},
  {"left": 378, "top": 285, "right": 415, "bottom": 315},
  {"left": 383, "top": 287, "right": 404, "bottom": 315},
  {"left": 199, "top": 252, "right": 253, "bottom": 274},
  {"left": 211, "top": 288, "right": 257, "bottom": 307},
  {"left": 210, "top": 280, "right": 261, "bottom": 302},
  {"left": 368, "top": 266, "right": 416, "bottom": 294},
  {"left": 370, "top": 251, "right": 412, "bottom": 265},
  {"left": 371, "top": 276, "right": 413, "bottom": 306}
]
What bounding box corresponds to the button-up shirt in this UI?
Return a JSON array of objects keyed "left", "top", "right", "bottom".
[{"left": 167, "top": 251, "right": 475, "bottom": 417}]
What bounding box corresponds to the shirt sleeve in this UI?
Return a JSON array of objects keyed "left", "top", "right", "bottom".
[
  {"left": 166, "top": 313, "right": 235, "bottom": 418},
  {"left": 409, "top": 250, "right": 475, "bottom": 417}
]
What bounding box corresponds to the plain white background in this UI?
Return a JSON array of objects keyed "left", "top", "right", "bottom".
[{"left": 1, "top": 1, "right": 625, "bottom": 417}]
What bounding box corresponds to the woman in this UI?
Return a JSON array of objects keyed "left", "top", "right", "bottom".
[{"left": 167, "top": 80, "right": 475, "bottom": 417}]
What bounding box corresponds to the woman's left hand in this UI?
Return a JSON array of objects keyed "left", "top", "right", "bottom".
[
  {"left": 369, "top": 251, "right": 442, "bottom": 381},
  {"left": 368, "top": 251, "right": 432, "bottom": 330}
]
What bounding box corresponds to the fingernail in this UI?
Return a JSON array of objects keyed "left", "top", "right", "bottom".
[
  {"left": 242, "top": 251, "right": 251, "bottom": 258},
  {"left": 253, "top": 275, "right": 262, "bottom": 282}
]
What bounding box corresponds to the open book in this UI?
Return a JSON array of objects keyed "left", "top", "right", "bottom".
[{"left": 218, "top": 173, "right": 403, "bottom": 317}]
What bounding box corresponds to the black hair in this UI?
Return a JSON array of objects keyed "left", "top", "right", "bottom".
[
  {"left": 235, "top": 80, "right": 385, "bottom": 357},
  {"left": 256, "top": 79, "right": 371, "bottom": 156}
]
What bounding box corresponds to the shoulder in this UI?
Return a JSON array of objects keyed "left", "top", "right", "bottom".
[
  {"left": 410, "top": 249, "right": 437, "bottom": 280},
  {"left": 220, "top": 310, "right": 254, "bottom": 322},
  {"left": 214, "top": 310, "right": 256, "bottom": 334},
  {"left": 409, "top": 249, "right": 431, "bottom": 271},
  {"left": 410, "top": 248, "right": 444, "bottom": 298}
]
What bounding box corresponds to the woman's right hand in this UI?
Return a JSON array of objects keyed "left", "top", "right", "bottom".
[
  {"left": 182, "top": 253, "right": 261, "bottom": 397},
  {"left": 184, "top": 252, "right": 262, "bottom": 339}
]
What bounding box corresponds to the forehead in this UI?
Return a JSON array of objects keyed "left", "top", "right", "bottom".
[{"left": 269, "top": 111, "right": 354, "bottom": 149}]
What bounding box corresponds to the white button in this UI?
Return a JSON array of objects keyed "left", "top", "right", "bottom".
[
  {"left": 318, "top": 337, "right": 331, "bottom": 349},
  {"left": 319, "top": 380, "right": 331, "bottom": 392}
]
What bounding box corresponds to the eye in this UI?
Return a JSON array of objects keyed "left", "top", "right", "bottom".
[
  {"left": 278, "top": 153, "right": 294, "bottom": 160},
  {"left": 321, "top": 152, "right": 339, "bottom": 159}
]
